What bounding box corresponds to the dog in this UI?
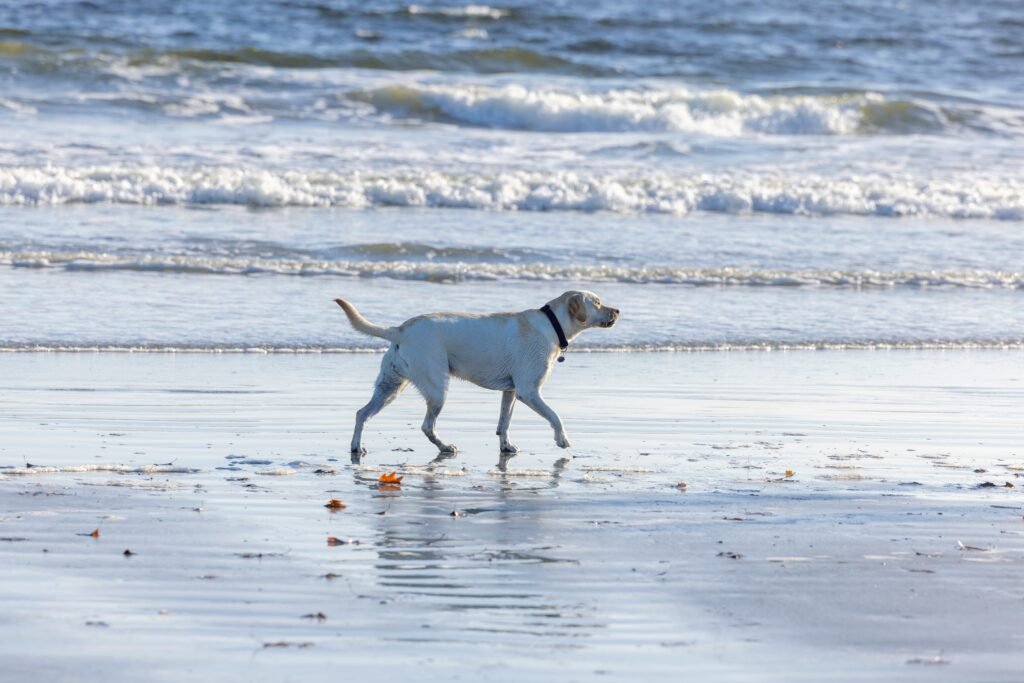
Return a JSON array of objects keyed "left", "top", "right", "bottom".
[{"left": 335, "top": 290, "right": 619, "bottom": 455}]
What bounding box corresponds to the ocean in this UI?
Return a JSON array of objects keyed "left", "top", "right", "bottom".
[{"left": 1, "top": 0, "right": 1022, "bottom": 351}]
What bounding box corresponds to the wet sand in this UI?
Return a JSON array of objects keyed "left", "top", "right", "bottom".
[{"left": 1, "top": 351, "right": 1022, "bottom": 682}]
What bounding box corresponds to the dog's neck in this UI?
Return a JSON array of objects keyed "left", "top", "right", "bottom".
[
  {"left": 540, "top": 304, "right": 569, "bottom": 350},
  {"left": 542, "top": 296, "right": 589, "bottom": 342}
]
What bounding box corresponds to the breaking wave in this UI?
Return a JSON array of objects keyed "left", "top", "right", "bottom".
[
  {"left": 5, "top": 251, "right": 1023, "bottom": 288},
  {"left": 2, "top": 166, "right": 1021, "bottom": 218},
  {"left": 351, "top": 84, "right": 1023, "bottom": 136}
]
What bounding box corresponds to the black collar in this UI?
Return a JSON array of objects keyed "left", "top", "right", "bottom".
[{"left": 540, "top": 304, "right": 568, "bottom": 351}]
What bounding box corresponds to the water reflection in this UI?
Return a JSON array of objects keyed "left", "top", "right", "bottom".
[{"left": 352, "top": 455, "right": 605, "bottom": 643}]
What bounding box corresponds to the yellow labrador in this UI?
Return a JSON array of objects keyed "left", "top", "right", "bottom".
[{"left": 335, "top": 290, "right": 619, "bottom": 455}]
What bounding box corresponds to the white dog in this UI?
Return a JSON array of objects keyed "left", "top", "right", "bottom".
[{"left": 335, "top": 290, "right": 619, "bottom": 455}]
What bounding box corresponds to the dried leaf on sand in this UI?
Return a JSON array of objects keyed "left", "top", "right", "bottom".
[{"left": 324, "top": 499, "right": 347, "bottom": 510}]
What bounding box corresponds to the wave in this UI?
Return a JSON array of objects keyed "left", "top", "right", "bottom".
[
  {"left": 161, "top": 46, "right": 593, "bottom": 74},
  {"left": 2, "top": 341, "right": 1022, "bottom": 353},
  {"left": 350, "top": 84, "right": 1023, "bottom": 136},
  {"left": 4, "top": 38, "right": 1021, "bottom": 134},
  {"left": 5, "top": 251, "right": 1023, "bottom": 288},
  {"left": 2, "top": 166, "right": 1021, "bottom": 218},
  {"left": 2, "top": 39, "right": 602, "bottom": 77}
]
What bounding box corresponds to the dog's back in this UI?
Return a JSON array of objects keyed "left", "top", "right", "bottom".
[{"left": 397, "top": 311, "right": 540, "bottom": 391}]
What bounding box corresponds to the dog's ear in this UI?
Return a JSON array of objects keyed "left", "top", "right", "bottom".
[{"left": 568, "top": 293, "right": 587, "bottom": 323}]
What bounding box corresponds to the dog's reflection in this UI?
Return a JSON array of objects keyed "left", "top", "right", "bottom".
[
  {"left": 496, "top": 450, "right": 516, "bottom": 472},
  {"left": 350, "top": 447, "right": 570, "bottom": 478}
]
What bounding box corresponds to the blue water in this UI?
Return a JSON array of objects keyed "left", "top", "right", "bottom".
[{"left": 1, "top": 0, "right": 1022, "bottom": 350}]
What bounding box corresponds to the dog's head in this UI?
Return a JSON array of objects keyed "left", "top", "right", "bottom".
[{"left": 559, "top": 290, "right": 619, "bottom": 331}]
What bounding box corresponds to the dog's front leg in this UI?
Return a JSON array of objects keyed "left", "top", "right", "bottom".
[
  {"left": 516, "top": 388, "right": 571, "bottom": 449},
  {"left": 496, "top": 390, "right": 518, "bottom": 453}
]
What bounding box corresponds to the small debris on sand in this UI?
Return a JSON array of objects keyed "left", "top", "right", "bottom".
[
  {"left": 263, "top": 641, "right": 314, "bottom": 649},
  {"left": 957, "top": 541, "right": 991, "bottom": 552},
  {"left": 906, "top": 656, "right": 949, "bottom": 666}
]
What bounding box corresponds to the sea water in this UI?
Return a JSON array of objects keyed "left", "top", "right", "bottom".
[{"left": 1, "top": 0, "right": 1022, "bottom": 351}]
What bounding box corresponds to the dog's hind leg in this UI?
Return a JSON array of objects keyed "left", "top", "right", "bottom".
[
  {"left": 496, "top": 390, "right": 518, "bottom": 453},
  {"left": 351, "top": 349, "right": 407, "bottom": 457},
  {"left": 417, "top": 373, "right": 456, "bottom": 454}
]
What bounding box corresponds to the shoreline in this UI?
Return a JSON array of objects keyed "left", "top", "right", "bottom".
[{"left": 3, "top": 343, "right": 1024, "bottom": 353}]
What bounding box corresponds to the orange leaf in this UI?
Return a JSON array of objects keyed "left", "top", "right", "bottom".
[
  {"left": 784, "top": 470, "right": 794, "bottom": 478},
  {"left": 89, "top": 528, "right": 100, "bottom": 538},
  {"left": 327, "top": 537, "right": 360, "bottom": 547},
  {"left": 675, "top": 481, "right": 688, "bottom": 491},
  {"left": 379, "top": 472, "right": 403, "bottom": 484},
  {"left": 324, "top": 499, "right": 347, "bottom": 510}
]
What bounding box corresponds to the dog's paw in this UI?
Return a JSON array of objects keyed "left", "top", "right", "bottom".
[
  {"left": 439, "top": 444, "right": 458, "bottom": 454},
  {"left": 500, "top": 443, "right": 519, "bottom": 454},
  {"left": 555, "top": 434, "right": 572, "bottom": 449},
  {"left": 350, "top": 445, "right": 366, "bottom": 456}
]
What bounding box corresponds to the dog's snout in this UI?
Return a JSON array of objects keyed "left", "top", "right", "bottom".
[{"left": 604, "top": 307, "right": 620, "bottom": 327}]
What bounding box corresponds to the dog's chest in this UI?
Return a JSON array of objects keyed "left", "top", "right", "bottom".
[{"left": 449, "top": 359, "right": 515, "bottom": 391}]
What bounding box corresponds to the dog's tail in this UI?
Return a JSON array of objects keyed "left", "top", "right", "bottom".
[{"left": 334, "top": 298, "right": 401, "bottom": 344}]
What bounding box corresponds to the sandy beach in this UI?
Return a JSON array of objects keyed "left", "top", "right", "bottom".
[{"left": 1, "top": 350, "right": 1021, "bottom": 682}]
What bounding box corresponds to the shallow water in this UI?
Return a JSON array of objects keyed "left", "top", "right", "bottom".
[
  {"left": 2, "top": 0, "right": 1023, "bottom": 351},
  {"left": 3, "top": 206, "right": 1024, "bottom": 350}
]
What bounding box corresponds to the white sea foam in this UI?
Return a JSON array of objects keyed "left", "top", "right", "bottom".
[
  {"left": 2, "top": 165, "right": 1021, "bottom": 218},
  {"left": 406, "top": 4, "right": 509, "bottom": 19},
  {"left": 1, "top": 464, "right": 200, "bottom": 475},
  {"left": 0, "top": 97, "right": 37, "bottom": 115},
  {"left": 488, "top": 468, "right": 553, "bottom": 477},
  {"left": 580, "top": 466, "right": 660, "bottom": 473},
  {"left": 4, "top": 251, "right": 1022, "bottom": 288}
]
